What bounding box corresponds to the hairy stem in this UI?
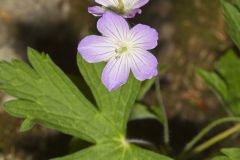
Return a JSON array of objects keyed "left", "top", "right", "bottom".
[
  {"left": 184, "top": 117, "right": 240, "bottom": 152},
  {"left": 155, "top": 76, "right": 169, "bottom": 145}
]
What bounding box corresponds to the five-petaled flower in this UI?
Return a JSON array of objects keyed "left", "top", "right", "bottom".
[
  {"left": 88, "top": 0, "right": 150, "bottom": 18},
  {"left": 78, "top": 11, "right": 158, "bottom": 91}
]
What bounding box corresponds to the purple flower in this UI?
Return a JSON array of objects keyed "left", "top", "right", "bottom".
[
  {"left": 88, "top": 0, "right": 150, "bottom": 18},
  {"left": 78, "top": 11, "right": 158, "bottom": 91}
]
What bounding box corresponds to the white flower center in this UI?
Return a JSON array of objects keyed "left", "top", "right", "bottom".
[
  {"left": 114, "top": 41, "right": 133, "bottom": 60},
  {"left": 116, "top": 42, "right": 132, "bottom": 53}
]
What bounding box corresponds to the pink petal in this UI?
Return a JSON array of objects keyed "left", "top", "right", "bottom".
[
  {"left": 97, "top": 11, "right": 130, "bottom": 41},
  {"left": 129, "top": 49, "right": 158, "bottom": 81},
  {"left": 102, "top": 55, "right": 130, "bottom": 91},
  {"left": 88, "top": 6, "right": 105, "bottom": 16},
  {"left": 78, "top": 35, "right": 116, "bottom": 63},
  {"left": 130, "top": 24, "right": 158, "bottom": 50},
  {"left": 125, "top": 9, "right": 142, "bottom": 18}
]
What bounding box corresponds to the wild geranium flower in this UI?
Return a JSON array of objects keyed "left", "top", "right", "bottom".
[
  {"left": 78, "top": 11, "right": 158, "bottom": 91},
  {"left": 88, "top": 0, "right": 150, "bottom": 18}
]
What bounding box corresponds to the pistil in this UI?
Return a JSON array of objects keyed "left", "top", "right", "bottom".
[{"left": 118, "top": 0, "right": 124, "bottom": 11}]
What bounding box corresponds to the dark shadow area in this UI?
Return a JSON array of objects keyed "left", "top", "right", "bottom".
[
  {"left": 127, "top": 117, "right": 199, "bottom": 158},
  {"left": 15, "top": 132, "right": 71, "bottom": 160},
  {"left": 15, "top": 20, "right": 79, "bottom": 75}
]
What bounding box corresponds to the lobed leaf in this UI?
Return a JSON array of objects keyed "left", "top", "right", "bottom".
[
  {"left": 1, "top": 48, "right": 117, "bottom": 143},
  {"left": 0, "top": 48, "right": 172, "bottom": 160}
]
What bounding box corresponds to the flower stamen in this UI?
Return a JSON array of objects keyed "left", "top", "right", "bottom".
[
  {"left": 118, "top": 0, "right": 124, "bottom": 11},
  {"left": 115, "top": 46, "right": 128, "bottom": 60}
]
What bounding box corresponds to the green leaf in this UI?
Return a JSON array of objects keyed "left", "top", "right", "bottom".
[
  {"left": 4, "top": 100, "right": 116, "bottom": 142},
  {"left": 217, "top": 51, "right": 240, "bottom": 116},
  {"left": 0, "top": 48, "right": 172, "bottom": 160},
  {"left": 197, "top": 50, "right": 240, "bottom": 116},
  {"left": 222, "top": 148, "right": 240, "bottom": 159},
  {"left": 1, "top": 48, "right": 117, "bottom": 143},
  {"left": 77, "top": 55, "right": 141, "bottom": 134},
  {"left": 211, "top": 148, "right": 240, "bottom": 160},
  {"left": 151, "top": 105, "right": 165, "bottom": 124},
  {"left": 218, "top": 51, "right": 240, "bottom": 99},
  {"left": 53, "top": 142, "right": 172, "bottom": 160},
  {"left": 211, "top": 156, "right": 230, "bottom": 160},
  {"left": 20, "top": 118, "right": 36, "bottom": 132},
  {"left": 222, "top": 0, "right": 240, "bottom": 49},
  {"left": 129, "top": 103, "right": 160, "bottom": 122},
  {"left": 233, "top": 0, "right": 240, "bottom": 9},
  {"left": 196, "top": 67, "right": 228, "bottom": 101}
]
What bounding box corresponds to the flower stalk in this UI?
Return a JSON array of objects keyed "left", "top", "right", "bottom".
[
  {"left": 155, "top": 75, "right": 170, "bottom": 145},
  {"left": 193, "top": 124, "right": 240, "bottom": 154},
  {"left": 184, "top": 117, "right": 240, "bottom": 152}
]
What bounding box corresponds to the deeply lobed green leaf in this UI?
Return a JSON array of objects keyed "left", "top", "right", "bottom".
[
  {"left": 1, "top": 48, "right": 117, "bottom": 143},
  {"left": 0, "top": 48, "right": 172, "bottom": 160}
]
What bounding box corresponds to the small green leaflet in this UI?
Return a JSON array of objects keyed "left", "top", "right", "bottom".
[
  {"left": 222, "top": 0, "right": 240, "bottom": 49},
  {"left": 130, "top": 103, "right": 165, "bottom": 124},
  {"left": 130, "top": 103, "right": 159, "bottom": 121},
  {"left": 0, "top": 48, "right": 172, "bottom": 160},
  {"left": 197, "top": 50, "right": 240, "bottom": 116},
  {"left": 211, "top": 148, "right": 240, "bottom": 160}
]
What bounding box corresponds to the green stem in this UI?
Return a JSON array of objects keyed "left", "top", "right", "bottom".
[
  {"left": 193, "top": 124, "right": 240, "bottom": 154},
  {"left": 184, "top": 117, "right": 240, "bottom": 152},
  {"left": 155, "top": 76, "right": 169, "bottom": 145}
]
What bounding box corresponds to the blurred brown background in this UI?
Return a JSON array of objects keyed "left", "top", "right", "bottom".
[{"left": 0, "top": 0, "right": 234, "bottom": 159}]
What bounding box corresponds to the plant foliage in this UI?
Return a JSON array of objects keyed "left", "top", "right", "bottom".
[
  {"left": 0, "top": 48, "right": 172, "bottom": 160},
  {"left": 212, "top": 148, "right": 240, "bottom": 160},
  {"left": 197, "top": 50, "right": 240, "bottom": 116}
]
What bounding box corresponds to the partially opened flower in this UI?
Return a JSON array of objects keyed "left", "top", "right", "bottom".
[
  {"left": 78, "top": 11, "right": 158, "bottom": 91},
  {"left": 88, "top": 0, "right": 150, "bottom": 18}
]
